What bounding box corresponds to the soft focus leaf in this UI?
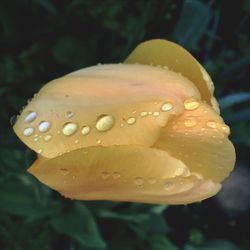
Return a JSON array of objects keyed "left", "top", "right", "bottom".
[
  {"left": 50, "top": 202, "right": 106, "bottom": 249},
  {"left": 219, "top": 92, "right": 250, "bottom": 109}
]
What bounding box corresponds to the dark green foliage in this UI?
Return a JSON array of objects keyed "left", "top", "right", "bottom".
[{"left": 0, "top": 0, "right": 249, "bottom": 249}]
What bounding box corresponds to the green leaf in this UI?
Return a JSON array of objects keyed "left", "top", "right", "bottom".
[
  {"left": 184, "top": 240, "right": 239, "bottom": 250},
  {"left": 148, "top": 235, "right": 179, "bottom": 250},
  {"left": 50, "top": 202, "right": 106, "bottom": 249},
  {"left": 219, "top": 92, "right": 250, "bottom": 109},
  {"left": 173, "top": 0, "right": 211, "bottom": 50}
]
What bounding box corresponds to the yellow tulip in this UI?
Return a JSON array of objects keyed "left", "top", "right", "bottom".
[{"left": 13, "top": 39, "right": 235, "bottom": 204}]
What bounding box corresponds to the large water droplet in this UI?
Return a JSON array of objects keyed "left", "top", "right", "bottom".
[
  {"left": 126, "top": 117, "right": 136, "bottom": 125},
  {"left": 60, "top": 168, "right": 70, "bottom": 175},
  {"left": 25, "top": 111, "right": 37, "bottom": 123},
  {"left": 161, "top": 102, "right": 173, "bottom": 112},
  {"left": 184, "top": 98, "right": 200, "bottom": 110},
  {"left": 23, "top": 127, "right": 34, "bottom": 136},
  {"left": 39, "top": 121, "right": 51, "bottom": 133},
  {"left": 96, "top": 115, "right": 114, "bottom": 132},
  {"left": 62, "top": 122, "right": 78, "bottom": 136},
  {"left": 184, "top": 117, "right": 197, "bottom": 128},
  {"left": 81, "top": 126, "right": 91, "bottom": 135},
  {"left": 134, "top": 177, "right": 144, "bottom": 186}
]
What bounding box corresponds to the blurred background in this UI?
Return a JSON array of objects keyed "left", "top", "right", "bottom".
[{"left": 0, "top": 0, "right": 250, "bottom": 249}]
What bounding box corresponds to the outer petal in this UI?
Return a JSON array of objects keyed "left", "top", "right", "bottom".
[
  {"left": 28, "top": 145, "right": 219, "bottom": 204},
  {"left": 154, "top": 102, "right": 236, "bottom": 183},
  {"left": 13, "top": 64, "right": 200, "bottom": 158},
  {"left": 125, "top": 39, "right": 218, "bottom": 111}
]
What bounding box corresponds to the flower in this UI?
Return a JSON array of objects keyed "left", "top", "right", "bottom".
[{"left": 13, "top": 39, "right": 236, "bottom": 204}]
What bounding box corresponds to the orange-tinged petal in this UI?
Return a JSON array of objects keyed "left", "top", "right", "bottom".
[
  {"left": 14, "top": 64, "right": 200, "bottom": 158},
  {"left": 28, "top": 145, "right": 218, "bottom": 204},
  {"left": 125, "top": 39, "right": 218, "bottom": 111},
  {"left": 154, "top": 102, "right": 236, "bottom": 183}
]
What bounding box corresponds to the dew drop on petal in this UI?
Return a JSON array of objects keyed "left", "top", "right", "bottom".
[
  {"left": 37, "top": 149, "right": 43, "bottom": 154},
  {"left": 184, "top": 98, "right": 200, "bottom": 110},
  {"left": 161, "top": 102, "right": 173, "bottom": 112},
  {"left": 140, "top": 111, "right": 148, "bottom": 117},
  {"left": 206, "top": 121, "right": 217, "bottom": 129},
  {"left": 96, "top": 115, "right": 114, "bottom": 132},
  {"left": 148, "top": 178, "right": 157, "bottom": 184},
  {"left": 112, "top": 172, "right": 121, "bottom": 179},
  {"left": 25, "top": 111, "right": 37, "bottom": 123},
  {"left": 44, "top": 134, "right": 52, "bottom": 142},
  {"left": 65, "top": 111, "right": 74, "bottom": 119},
  {"left": 23, "top": 127, "right": 34, "bottom": 136},
  {"left": 74, "top": 139, "right": 79, "bottom": 144},
  {"left": 81, "top": 126, "right": 91, "bottom": 135},
  {"left": 39, "top": 121, "right": 51, "bottom": 133},
  {"left": 97, "top": 139, "right": 102, "bottom": 144},
  {"left": 221, "top": 124, "right": 230, "bottom": 135},
  {"left": 60, "top": 168, "right": 70, "bottom": 176},
  {"left": 10, "top": 115, "right": 18, "bottom": 126},
  {"left": 164, "top": 180, "right": 174, "bottom": 190},
  {"left": 153, "top": 111, "right": 160, "bottom": 117},
  {"left": 62, "top": 122, "right": 78, "bottom": 136},
  {"left": 127, "top": 117, "right": 136, "bottom": 125},
  {"left": 134, "top": 177, "right": 144, "bottom": 186},
  {"left": 184, "top": 117, "right": 197, "bottom": 128},
  {"left": 101, "top": 171, "right": 110, "bottom": 180}
]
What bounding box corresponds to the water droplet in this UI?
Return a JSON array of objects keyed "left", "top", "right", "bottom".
[
  {"left": 153, "top": 111, "right": 160, "bottom": 117},
  {"left": 34, "top": 137, "right": 39, "bottom": 142},
  {"left": 37, "top": 149, "right": 43, "bottom": 154},
  {"left": 184, "top": 98, "right": 200, "bottom": 110},
  {"left": 140, "top": 111, "right": 148, "bottom": 117},
  {"left": 164, "top": 181, "right": 174, "bottom": 190},
  {"left": 184, "top": 117, "right": 197, "bottom": 127},
  {"left": 44, "top": 134, "right": 52, "bottom": 142},
  {"left": 62, "top": 122, "right": 78, "bottom": 136},
  {"left": 96, "top": 115, "right": 115, "bottom": 132},
  {"left": 206, "top": 121, "right": 217, "bottom": 129},
  {"left": 221, "top": 125, "right": 230, "bottom": 135},
  {"left": 127, "top": 117, "right": 136, "bottom": 125},
  {"left": 112, "top": 172, "right": 121, "bottom": 179},
  {"left": 161, "top": 102, "right": 173, "bottom": 111},
  {"left": 148, "top": 178, "right": 156, "bottom": 184},
  {"left": 25, "top": 111, "right": 37, "bottom": 123},
  {"left": 60, "top": 168, "right": 70, "bottom": 175},
  {"left": 134, "top": 177, "right": 144, "bottom": 186},
  {"left": 23, "top": 127, "right": 34, "bottom": 136},
  {"left": 101, "top": 171, "right": 110, "bottom": 180},
  {"left": 74, "top": 139, "right": 79, "bottom": 144},
  {"left": 97, "top": 139, "right": 102, "bottom": 144},
  {"left": 39, "top": 121, "right": 51, "bottom": 133},
  {"left": 175, "top": 167, "right": 185, "bottom": 176},
  {"left": 148, "top": 111, "right": 153, "bottom": 115},
  {"left": 65, "top": 111, "right": 74, "bottom": 119},
  {"left": 81, "top": 126, "right": 91, "bottom": 135},
  {"left": 10, "top": 115, "right": 18, "bottom": 126}
]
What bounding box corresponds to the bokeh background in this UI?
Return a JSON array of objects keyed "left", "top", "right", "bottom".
[{"left": 1, "top": 0, "right": 250, "bottom": 249}]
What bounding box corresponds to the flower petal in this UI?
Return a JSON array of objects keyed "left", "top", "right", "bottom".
[
  {"left": 27, "top": 145, "right": 218, "bottom": 204},
  {"left": 125, "top": 39, "right": 218, "bottom": 111},
  {"left": 154, "top": 102, "right": 236, "bottom": 183},
  {"left": 14, "top": 64, "right": 200, "bottom": 158}
]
